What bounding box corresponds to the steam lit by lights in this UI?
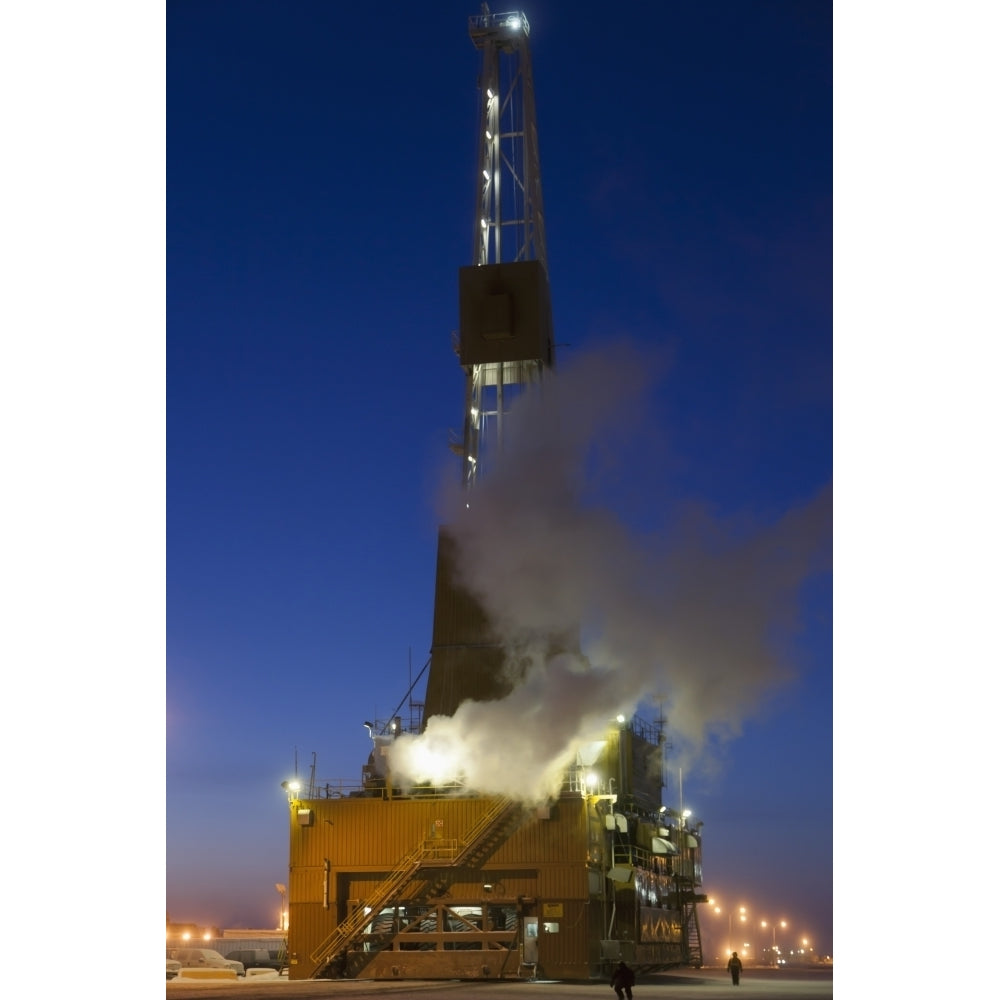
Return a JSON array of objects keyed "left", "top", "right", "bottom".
[
  {"left": 389, "top": 724, "right": 471, "bottom": 786},
  {"left": 384, "top": 328, "right": 831, "bottom": 805},
  {"left": 416, "top": 745, "right": 458, "bottom": 784}
]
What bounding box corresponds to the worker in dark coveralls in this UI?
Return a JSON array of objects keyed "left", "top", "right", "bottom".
[
  {"left": 727, "top": 951, "right": 743, "bottom": 985},
  {"left": 611, "top": 961, "right": 635, "bottom": 1000}
]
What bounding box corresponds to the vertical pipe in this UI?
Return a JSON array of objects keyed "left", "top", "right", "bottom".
[{"left": 497, "top": 362, "right": 504, "bottom": 453}]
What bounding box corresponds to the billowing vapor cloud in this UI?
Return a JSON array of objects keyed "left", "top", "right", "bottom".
[
  {"left": 394, "top": 651, "right": 629, "bottom": 802},
  {"left": 388, "top": 342, "right": 831, "bottom": 802}
]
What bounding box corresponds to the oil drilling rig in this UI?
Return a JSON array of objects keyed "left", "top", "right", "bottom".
[{"left": 283, "top": 9, "right": 706, "bottom": 981}]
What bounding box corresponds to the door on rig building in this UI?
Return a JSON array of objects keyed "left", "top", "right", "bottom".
[{"left": 523, "top": 916, "right": 539, "bottom": 967}]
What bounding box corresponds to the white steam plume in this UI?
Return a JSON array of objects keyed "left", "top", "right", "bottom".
[{"left": 388, "top": 342, "right": 831, "bottom": 802}]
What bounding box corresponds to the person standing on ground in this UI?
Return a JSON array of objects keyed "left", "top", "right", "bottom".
[
  {"left": 611, "top": 960, "right": 635, "bottom": 1000},
  {"left": 727, "top": 951, "right": 743, "bottom": 985}
]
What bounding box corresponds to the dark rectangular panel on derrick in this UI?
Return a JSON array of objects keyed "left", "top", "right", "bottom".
[{"left": 458, "top": 260, "right": 553, "bottom": 366}]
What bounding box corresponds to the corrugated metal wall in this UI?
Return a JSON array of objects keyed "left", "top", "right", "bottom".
[
  {"left": 496, "top": 800, "right": 588, "bottom": 865},
  {"left": 286, "top": 793, "right": 599, "bottom": 979}
]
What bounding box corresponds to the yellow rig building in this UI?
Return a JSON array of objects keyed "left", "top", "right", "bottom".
[{"left": 283, "top": 709, "right": 705, "bottom": 980}]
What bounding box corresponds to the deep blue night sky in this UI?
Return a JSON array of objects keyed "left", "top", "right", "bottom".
[{"left": 165, "top": 0, "right": 832, "bottom": 954}]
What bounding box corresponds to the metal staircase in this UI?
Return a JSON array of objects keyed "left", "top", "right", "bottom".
[
  {"left": 306, "top": 795, "right": 520, "bottom": 978},
  {"left": 684, "top": 900, "right": 703, "bottom": 968},
  {"left": 418, "top": 795, "right": 523, "bottom": 898}
]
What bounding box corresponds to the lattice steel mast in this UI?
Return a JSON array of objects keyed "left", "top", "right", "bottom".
[{"left": 456, "top": 7, "right": 554, "bottom": 488}]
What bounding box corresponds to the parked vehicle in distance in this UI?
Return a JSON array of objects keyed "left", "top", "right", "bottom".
[
  {"left": 166, "top": 959, "right": 181, "bottom": 980},
  {"left": 167, "top": 947, "right": 245, "bottom": 976},
  {"left": 225, "top": 948, "right": 286, "bottom": 972}
]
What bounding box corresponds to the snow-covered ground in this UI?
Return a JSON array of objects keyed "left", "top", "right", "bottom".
[{"left": 169, "top": 968, "right": 287, "bottom": 983}]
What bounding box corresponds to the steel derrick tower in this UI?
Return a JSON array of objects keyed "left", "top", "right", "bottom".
[{"left": 423, "top": 7, "right": 557, "bottom": 719}]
